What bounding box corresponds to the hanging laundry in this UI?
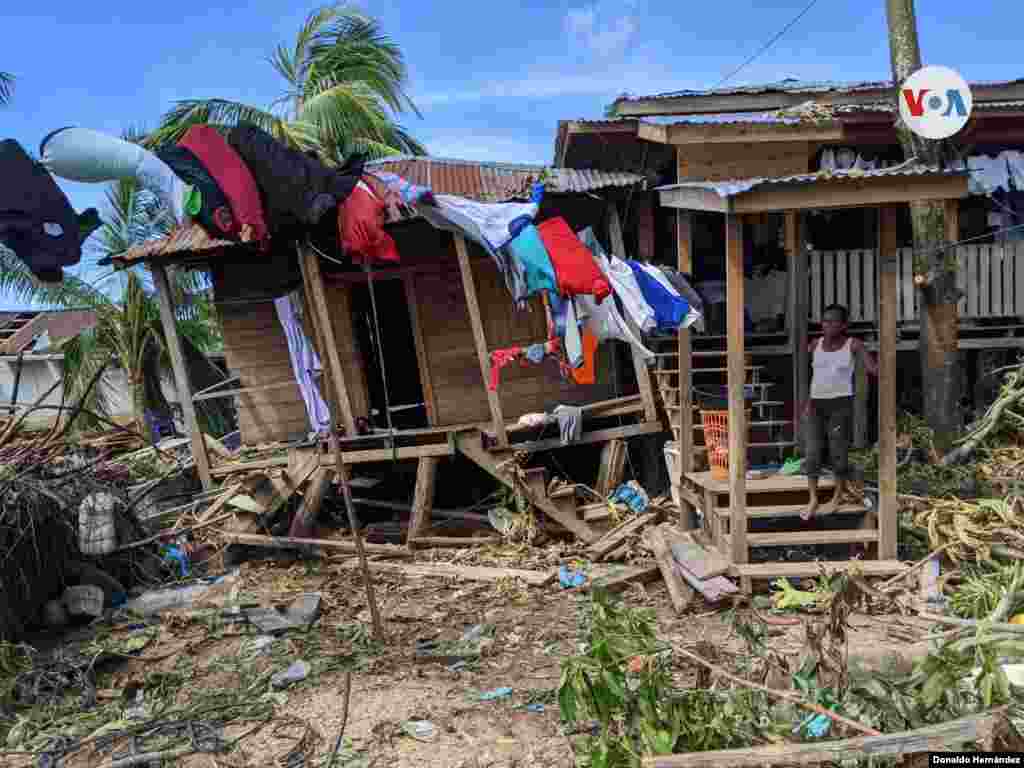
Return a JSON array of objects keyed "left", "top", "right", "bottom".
[
  {"left": 338, "top": 181, "right": 400, "bottom": 264},
  {"left": 571, "top": 330, "right": 598, "bottom": 385},
  {"left": 0, "top": 139, "right": 92, "bottom": 283},
  {"left": 536, "top": 217, "right": 611, "bottom": 301},
  {"left": 636, "top": 262, "right": 702, "bottom": 329},
  {"left": 578, "top": 227, "right": 656, "bottom": 335},
  {"left": 40, "top": 127, "right": 186, "bottom": 223},
  {"left": 365, "top": 170, "right": 435, "bottom": 208},
  {"left": 552, "top": 405, "right": 583, "bottom": 444},
  {"left": 275, "top": 294, "right": 331, "bottom": 435},
  {"left": 487, "top": 337, "right": 560, "bottom": 390},
  {"left": 228, "top": 123, "right": 364, "bottom": 236},
  {"left": 627, "top": 260, "right": 694, "bottom": 333},
  {"left": 547, "top": 291, "right": 584, "bottom": 369},
  {"left": 504, "top": 224, "right": 557, "bottom": 298},
  {"left": 969, "top": 154, "right": 1012, "bottom": 196},
  {"left": 157, "top": 144, "right": 235, "bottom": 238},
  {"left": 417, "top": 195, "right": 538, "bottom": 262},
  {"left": 179, "top": 125, "right": 269, "bottom": 247},
  {"left": 656, "top": 266, "right": 704, "bottom": 317}
]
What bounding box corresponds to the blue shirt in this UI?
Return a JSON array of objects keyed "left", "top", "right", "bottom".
[{"left": 626, "top": 260, "right": 691, "bottom": 332}]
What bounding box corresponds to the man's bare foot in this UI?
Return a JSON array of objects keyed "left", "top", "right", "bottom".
[
  {"left": 800, "top": 498, "right": 819, "bottom": 521},
  {"left": 818, "top": 492, "right": 838, "bottom": 516}
]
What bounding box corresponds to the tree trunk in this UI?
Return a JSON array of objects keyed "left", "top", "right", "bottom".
[
  {"left": 130, "top": 374, "right": 148, "bottom": 442},
  {"left": 885, "top": 0, "right": 960, "bottom": 452}
]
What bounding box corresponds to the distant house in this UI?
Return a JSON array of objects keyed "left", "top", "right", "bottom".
[{"left": 0, "top": 309, "right": 198, "bottom": 430}]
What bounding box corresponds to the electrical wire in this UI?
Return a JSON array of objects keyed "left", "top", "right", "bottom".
[{"left": 712, "top": 0, "right": 824, "bottom": 90}]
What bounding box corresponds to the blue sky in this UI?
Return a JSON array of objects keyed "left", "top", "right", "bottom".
[{"left": 2, "top": 0, "right": 1019, "bottom": 307}]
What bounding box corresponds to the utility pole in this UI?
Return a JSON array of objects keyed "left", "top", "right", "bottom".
[{"left": 885, "top": 0, "right": 961, "bottom": 453}]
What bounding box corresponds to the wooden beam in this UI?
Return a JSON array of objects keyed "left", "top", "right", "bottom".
[
  {"left": 642, "top": 524, "right": 694, "bottom": 613},
  {"left": 642, "top": 709, "right": 1003, "bottom": 768},
  {"left": 293, "top": 467, "right": 332, "bottom": 534},
  {"left": 407, "top": 456, "right": 439, "bottom": 541},
  {"left": 324, "top": 442, "right": 454, "bottom": 464},
  {"left": 596, "top": 439, "right": 628, "bottom": 497},
  {"left": 498, "top": 420, "right": 664, "bottom": 454},
  {"left": 223, "top": 532, "right": 411, "bottom": 557},
  {"left": 725, "top": 215, "right": 748, "bottom": 587},
  {"left": 455, "top": 432, "right": 599, "bottom": 542},
  {"left": 608, "top": 203, "right": 659, "bottom": 423},
  {"left": 335, "top": 559, "right": 556, "bottom": 587},
  {"left": 659, "top": 186, "right": 730, "bottom": 213},
  {"left": 298, "top": 245, "right": 357, "bottom": 437},
  {"left": 403, "top": 275, "right": 437, "bottom": 425},
  {"left": 151, "top": 264, "right": 213, "bottom": 490},
  {"left": 676, "top": 210, "right": 695, "bottom": 526},
  {"left": 786, "top": 212, "right": 810, "bottom": 455},
  {"left": 454, "top": 234, "right": 507, "bottom": 447},
  {"left": 878, "top": 205, "right": 899, "bottom": 560},
  {"left": 665, "top": 122, "right": 843, "bottom": 145}
]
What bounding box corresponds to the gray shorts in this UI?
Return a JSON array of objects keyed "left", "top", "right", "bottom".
[{"left": 804, "top": 396, "right": 853, "bottom": 480}]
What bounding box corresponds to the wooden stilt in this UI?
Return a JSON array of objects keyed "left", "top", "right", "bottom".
[
  {"left": 607, "top": 203, "right": 658, "bottom": 423},
  {"left": 408, "top": 456, "right": 439, "bottom": 542},
  {"left": 454, "top": 234, "right": 508, "bottom": 447},
  {"left": 676, "top": 210, "right": 695, "bottom": 527},
  {"left": 878, "top": 206, "right": 899, "bottom": 560},
  {"left": 151, "top": 263, "right": 213, "bottom": 490},
  {"left": 725, "top": 215, "right": 749, "bottom": 592},
  {"left": 596, "top": 439, "right": 628, "bottom": 497},
  {"left": 298, "top": 244, "right": 383, "bottom": 640}
]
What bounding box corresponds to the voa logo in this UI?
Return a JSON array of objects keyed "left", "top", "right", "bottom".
[{"left": 898, "top": 65, "right": 973, "bottom": 140}]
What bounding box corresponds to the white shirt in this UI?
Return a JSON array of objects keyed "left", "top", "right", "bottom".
[{"left": 810, "top": 338, "right": 855, "bottom": 399}]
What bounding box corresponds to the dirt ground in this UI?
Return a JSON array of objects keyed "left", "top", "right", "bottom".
[{"left": 6, "top": 547, "right": 935, "bottom": 768}]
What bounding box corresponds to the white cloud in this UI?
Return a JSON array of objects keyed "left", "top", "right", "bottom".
[
  {"left": 565, "top": 1, "right": 638, "bottom": 58},
  {"left": 420, "top": 135, "right": 551, "bottom": 165}
]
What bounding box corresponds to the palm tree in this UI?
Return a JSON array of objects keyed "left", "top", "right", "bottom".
[
  {"left": 149, "top": 5, "right": 424, "bottom": 161},
  {"left": 0, "top": 72, "right": 13, "bottom": 105},
  {"left": 0, "top": 173, "right": 232, "bottom": 440}
]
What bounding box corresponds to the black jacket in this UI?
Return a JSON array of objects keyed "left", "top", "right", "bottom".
[
  {"left": 0, "top": 139, "right": 83, "bottom": 283},
  {"left": 156, "top": 144, "right": 234, "bottom": 239},
  {"left": 227, "top": 123, "right": 365, "bottom": 237}
]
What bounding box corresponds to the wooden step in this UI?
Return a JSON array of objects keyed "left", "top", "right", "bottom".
[
  {"left": 731, "top": 559, "right": 906, "bottom": 580},
  {"left": 745, "top": 529, "right": 878, "bottom": 547},
  {"left": 716, "top": 504, "right": 868, "bottom": 519},
  {"left": 693, "top": 441, "right": 795, "bottom": 454}
]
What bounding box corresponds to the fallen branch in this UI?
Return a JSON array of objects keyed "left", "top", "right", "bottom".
[
  {"left": 642, "top": 708, "right": 1006, "bottom": 768},
  {"left": 878, "top": 542, "right": 955, "bottom": 591},
  {"left": 673, "top": 646, "right": 880, "bottom": 736},
  {"left": 326, "top": 670, "right": 353, "bottom": 768},
  {"left": 918, "top": 612, "right": 1024, "bottom": 635},
  {"left": 225, "top": 532, "right": 412, "bottom": 558},
  {"left": 114, "top": 510, "right": 238, "bottom": 553}
]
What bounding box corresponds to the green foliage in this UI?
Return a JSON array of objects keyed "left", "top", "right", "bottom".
[
  {"left": 558, "top": 592, "right": 768, "bottom": 767},
  {"left": 150, "top": 5, "right": 423, "bottom": 162},
  {"left": 951, "top": 562, "right": 1024, "bottom": 620}
]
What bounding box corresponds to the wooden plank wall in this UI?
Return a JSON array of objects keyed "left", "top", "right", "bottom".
[
  {"left": 218, "top": 300, "right": 309, "bottom": 444},
  {"left": 414, "top": 238, "right": 616, "bottom": 426},
  {"left": 677, "top": 141, "right": 812, "bottom": 182}
]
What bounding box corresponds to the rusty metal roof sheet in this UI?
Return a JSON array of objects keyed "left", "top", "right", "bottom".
[
  {"left": 656, "top": 162, "right": 966, "bottom": 199},
  {"left": 366, "top": 156, "right": 645, "bottom": 200},
  {"left": 108, "top": 224, "right": 244, "bottom": 267},
  {"left": 0, "top": 309, "right": 97, "bottom": 354}
]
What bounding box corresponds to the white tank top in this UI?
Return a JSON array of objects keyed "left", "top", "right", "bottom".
[{"left": 810, "top": 338, "right": 854, "bottom": 399}]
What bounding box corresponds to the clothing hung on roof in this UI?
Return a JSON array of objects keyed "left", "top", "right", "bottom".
[
  {"left": 536, "top": 217, "right": 611, "bottom": 302},
  {"left": 488, "top": 338, "right": 560, "bottom": 390},
  {"left": 571, "top": 330, "right": 598, "bottom": 385},
  {"left": 338, "top": 181, "right": 400, "bottom": 264},
  {"left": 40, "top": 127, "right": 186, "bottom": 223},
  {"left": 227, "top": 123, "right": 365, "bottom": 236},
  {"left": 157, "top": 145, "right": 234, "bottom": 238},
  {"left": 635, "top": 262, "right": 701, "bottom": 330},
  {"left": 627, "top": 260, "right": 694, "bottom": 333},
  {"left": 179, "top": 125, "right": 268, "bottom": 247},
  {"left": 417, "top": 195, "right": 539, "bottom": 266},
  {"left": 548, "top": 291, "right": 584, "bottom": 369},
  {"left": 275, "top": 294, "right": 331, "bottom": 436},
  {"left": 657, "top": 266, "right": 704, "bottom": 333},
  {"left": 0, "top": 139, "right": 87, "bottom": 283},
  {"left": 503, "top": 224, "right": 557, "bottom": 298}
]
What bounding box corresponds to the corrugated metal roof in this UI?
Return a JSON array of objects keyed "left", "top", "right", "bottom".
[
  {"left": 831, "top": 99, "right": 1024, "bottom": 115},
  {"left": 366, "top": 156, "right": 644, "bottom": 201},
  {"left": 656, "top": 162, "right": 965, "bottom": 199},
  {"left": 110, "top": 224, "right": 242, "bottom": 267},
  {"left": 620, "top": 77, "right": 1024, "bottom": 102}
]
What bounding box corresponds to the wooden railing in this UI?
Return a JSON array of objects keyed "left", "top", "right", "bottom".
[{"left": 808, "top": 242, "right": 1024, "bottom": 324}]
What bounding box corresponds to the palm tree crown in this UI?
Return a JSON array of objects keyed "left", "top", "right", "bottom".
[
  {"left": 149, "top": 5, "right": 424, "bottom": 162},
  {"left": 0, "top": 71, "right": 13, "bottom": 105}
]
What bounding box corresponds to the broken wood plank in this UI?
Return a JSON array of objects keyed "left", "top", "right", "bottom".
[
  {"left": 408, "top": 455, "right": 440, "bottom": 541},
  {"left": 642, "top": 709, "right": 1004, "bottom": 768},
  {"left": 292, "top": 467, "right": 332, "bottom": 534},
  {"left": 222, "top": 532, "right": 411, "bottom": 557},
  {"left": 663, "top": 529, "right": 730, "bottom": 580},
  {"left": 336, "top": 559, "right": 555, "bottom": 587},
  {"left": 211, "top": 456, "right": 289, "bottom": 477},
  {"left": 596, "top": 439, "right": 627, "bottom": 497},
  {"left": 408, "top": 536, "right": 502, "bottom": 549},
  {"left": 455, "top": 432, "right": 598, "bottom": 542},
  {"left": 588, "top": 513, "right": 657, "bottom": 560},
  {"left": 641, "top": 525, "right": 694, "bottom": 613},
  {"left": 193, "top": 482, "right": 245, "bottom": 526},
  {"left": 583, "top": 564, "right": 661, "bottom": 593}
]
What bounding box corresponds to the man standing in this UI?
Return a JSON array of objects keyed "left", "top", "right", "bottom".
[{"left": 801, "top": 304, "right": 878, "bottom": 520}]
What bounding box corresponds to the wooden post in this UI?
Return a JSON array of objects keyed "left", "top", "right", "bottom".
[
  {"left": 297, "top": 244, "right": 383, "bottom": 640},
  {"left": 608, "top": 203, "right": 659, "bottom": 423},
  {"left": 298, "top": 245, "right": 357, "bottom": 438},
  {"left": 151, "top": 263, "right": 213, "bottom": 490},
  {"left": 637, "top": 198, "right": 655, "bottom": 263},
  {"left": 853, "top": 352, "right": 869, "bottom": 449},
  {"left": 726, "top": 215, "right": 749, "bottom": 588},
  {"left": 677, "top": 210, "right": 695, "bottom": 527},
  {"left": 785, "top": 212, "right": 809, "bottom": 455},
  {"left": 454, "top": 234, "right": 508, "bottom": 447},
  {"left": 408, "top": 456, "right": 439, "bottom": 542},
  {"left": 878, "top": 206, "right": 899, "bottom": 560},
  {"left": 404, "top": 275, "right": 437, "bottom": 425}
]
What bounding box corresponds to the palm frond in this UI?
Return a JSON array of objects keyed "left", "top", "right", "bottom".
[
  {"left": 148, "top": 99, "right": 289, "bottom": 147},
  {"left": 0, "top": 71, "right": 13, "bottom": 106},
  {"left": 0, "top": 244, "right": 109, "bottom": 309},
  {"left": 57, "top": 328, "right": 115, "bottom": 430}
]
